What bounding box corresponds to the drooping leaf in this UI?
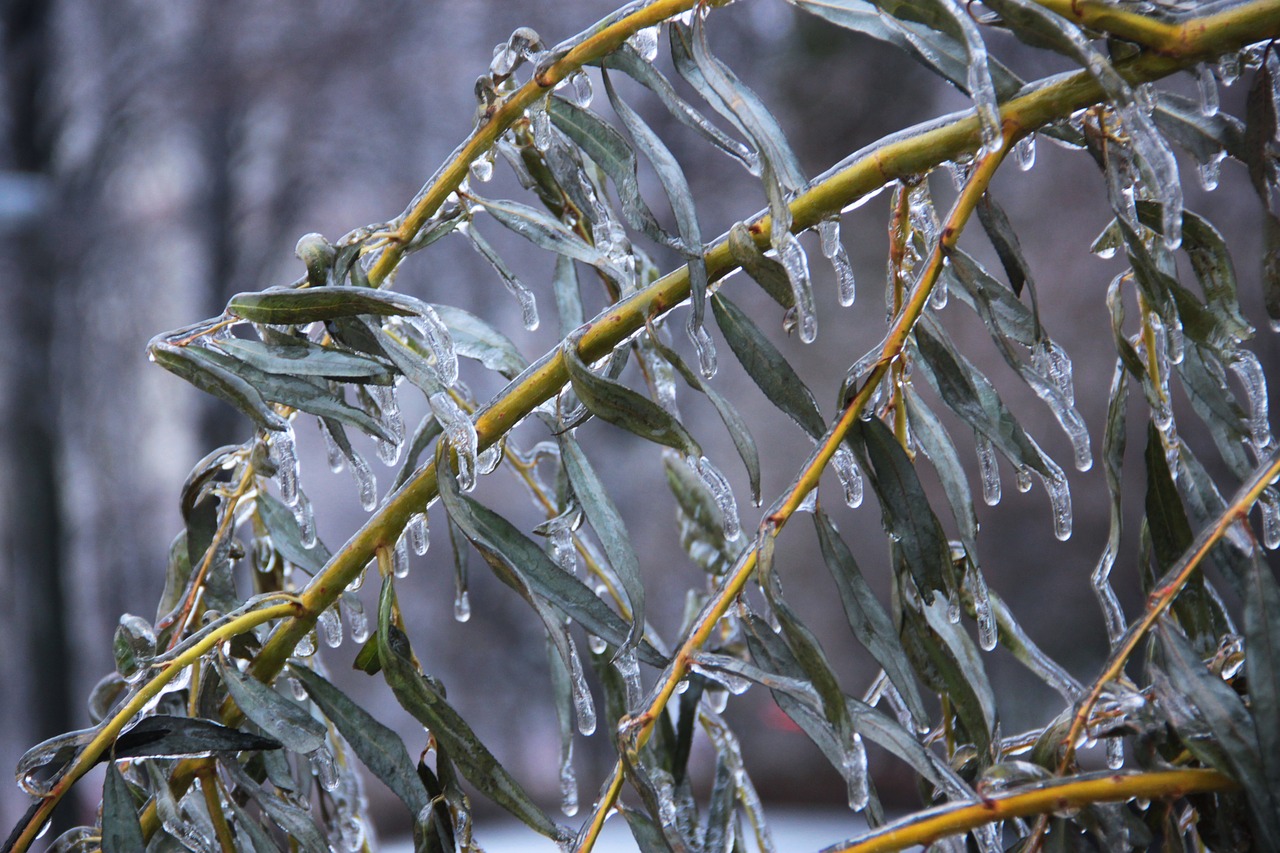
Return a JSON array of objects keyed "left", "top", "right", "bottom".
[
  {"left": 101, "top": 759, "right": 144, "bottom": 853},
  {"left": 977, "top": 193, "right": 1034, "bottom": 300},
  {"left": 431, "top": 303, "right": 529, "bottom": 379},
  {"left": 256, "top": 491, "right": 330, "bottom": 575},
  {"left": 471, "top": 195, "right": 628, "bottom": 287},
  {"left": 149, "top": 341, "right": 287, "bottom": 433},
  {"left": 212, "top": 337, "right": 396, "bottom": 383},
  {"left": 726, "top": 222, "right": 795, "bottom": 310},
  {"left": 222, "top": 755, "right": 328, "bottom": 851},
  {"left": 218, "top": 659, "right": 327, "bottom": 754},
  {"left": 290, "top": 664, "right": 431, "bottom": 817},
  {"left": 227, "top": 285, "right": 426, "bottom": 325},
  {"left": 904, "top": 392, "right": 978, "bottom": 549},
  {"left": 112, "top": 715, "right": 281, "bottom": 760}
]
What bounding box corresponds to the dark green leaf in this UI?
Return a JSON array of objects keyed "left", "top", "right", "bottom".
[
  {"left": 218, "top": 659, "right": 326, "bottom": 754},
  {"left": 726, "top": 222, "right": 794, "bottom": 310},
  {"left": 977, "top": 193, "right": 1034, "bottom": 299},
  {"left": 222, "top": 756, "right": 328, "bottom": 851},
  {"left": 113, "top": 715, "right": 281, "bottom": 760},
  {"left": 711, "top": 294, "right": 824, "bottom": 439},
  {"left": 290, "top": 664, "right": 431, "bottom": 817},
  {"left": 904, "top": 593, "right": 996, "bottom": 757},
  {"left": 562, "top": 337, "right": 700, "bottom": 458},
  {"left": 904, "top": 392, "right": 978, "bottom": 548},
  {"left": 101, "top": 759, "right": 144, "bottom": 853},
  {"left": 227, "top": 286, "right": 425, "bottom": 325}
]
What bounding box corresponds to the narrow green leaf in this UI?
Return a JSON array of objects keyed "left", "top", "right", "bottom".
[
  {"left": 813, "top": 508, "right": 927, "bottom": 725},
  {"left": 471, "top": 196, "right": 627, "bottom": 285},
  {"left": 224, "top": 793, "right": 284, "bottom": 853},
  {"left": 904, "top": 393, "right": 978, "bottom": 548},
  {"left": 290, "top": 664, "right": 431, "bottom": 817},
  {"left": 113, "top": 715, "right": 281, "bottom": 760},
  {"left": 562, "top": 337, "right": 700, "bottom": 458},
  {"left": 977, "top": 193, "right": 1034, "bottom": 299},
  {"left": 711, "top": 294, "right": 824, "bottom": 439},
  {"left": 227, "top": 286, "right": 425, "bottom": 325},
  {"left": 101, "top": 759, "right": 144, "bottom": 853},
  {"left": 218, "top": 660, "right": 326, "bottom": 754},
  {"left": 256, "top": 491, "right": 330, "bottom": 575},
  {"left": 431, "top": 303, "right": 529, "bottom": 379},
  {"left": 727, "top": 222, "right": 794, "bottom": 310},
  {"left": 213, "top": 337, "right": 396, "bottom": 383},
  {"left": 222, "top": 757, "right": 328, "bottom": 851},
  {"left": 149, "top": 341, "right": 287, "bottom": 432},
  {"left": 1244, "top": 556, "right": 1280, "bottom": 811}
]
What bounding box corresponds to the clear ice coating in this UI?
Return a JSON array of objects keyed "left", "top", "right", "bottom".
[
  {"left": 318, "top": 605, "right": 344, "bottom": 648},
  {"left": 1261, "top": 488, "right": 1280, "bottom": 550},
  {"left": 615, "top": 648, "right": 642, "bottom": 711},
  {"left": 16, "top": 728, "right": 97, "bottom": 796},
  {"left": 693, "top": 456, "right": 741, "bottom": 540},
  {"left": 1105, "top": 737, "right": 1125, "bottom": 770},
  {"left": 1198, "top": 150, "right": 1226, "bottom": 192},
  {"left": 412, "top": 305, "right": 460, "bottom": 387},
  {"left": 319, "top": 419, "right": 345, "bottom": 473},
  {"left": 559, "top": 745, "right": 578, "bottom": 817},
  {"left": 1196, "top": 62, "right": 1220, "bottom": 117},
  {"left": 453, "top": 588, "right": 472, "bottom": 623},
  {"left": 1014, "top": 133, "right": 1037, "bottom": 172},
  {"left": 528, "top": 97, "right": 553, "bottom": 151},
  {"left": 392, "top": 536, "right": 410, "bottom": 579},
  {"left": 687, "top": 318, "right": 718, "bottom": 380},
  {"left": 964, "top": 558, "right": 997, "bottom": 651},
  {"left": 343, "top": 595, "right": 370, "bottom": 644},
  {"left": 818, "top": 218, "right": 856, "bottom": 306},
  {"left": 470, "top": 149, "right": 495, "bottom": 183},
  {"left": 1016, "top": 466, "right": 1033, "bottom": 493},
  {"left": 1229, "top": 350, "right": 1273, "bottom": 454},
  {"left": 567, "top": 637, "right": 597, "bottom": 736},
  {"left": 544, "top": 511, "right": 579, "bottom": 574},
  {"left": 295, "top": 629, "right": 316, "bottom": 657},
  {"left": 294, "top": 489, "right": 317, "bottom": 549},
  {"left": 271, "top": 424, "right": 300, "bottom": 506},
  {"left": 777, "top": 231, "right": 817, "bottom": 343},
  {"left": 842, "top": 732, "right": 870, "bottom": 812},
  {"left": 627, "top": 24, "right": 659, "bottom": 60},
  {"left": 429, "top": 391, "right": 480, "bottom": 491},
  {"left": 557, "top": 70, "right": 594, "bottom": 108},
  {"left": 310, "top": 745, "right": 340, "bottom": 792},
  {"left": 1092, "top": 542, "right": 1127, "bottom": 644},
  {"left": 832, "top": 445, "right": 864, "bottom": 508},
  {"left": 407, "top": 512, "right": 430, "bottom": 556},
  {"left": 976, "top": 433, "right": 1001, "bottom": 506},
  {"left": 1038, "top": 460, "right": 1073, "bottom": 541}
]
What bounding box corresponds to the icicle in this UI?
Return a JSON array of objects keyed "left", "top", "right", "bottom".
[
  {"left": 453, "top": 589, "right": 472, "bottom": 623},
  {"left": 567, "top": 638, "right": 597, "bottom": 736},
  {"left": 947, "top": 587, "right": 962, "bottom": 624},
  {"left": 946, "top": 158, "right": 971, "bottom": 192},
  {"left": 528, "top": 97, "right": 553, "bottom": 150},
  {"left": 1016, "top": 466, "right": 1033, "bottom": 493},
  {"left": 559, "top": 746, "right": 579, "bottom": 817},
  {"left": 294, "top": 489, "right": 316, "bottom": 549},
  {"left": 616, "top": 649, "right": 642, "bottom": 711},
  {"left": 1033, "top": 339, "right": 1075, "bottom": 408},
  {"left": 371, "top": 384, "right": 405, "bottom": 467},
  {"left": 976, "top": 433, "right": 1002, "bottom": 506},
  {"left": 777, "top": 232, "right": 817, "bottom": 343},
  {"left": 627, "top": 25, "right": 659, "bottom": 61},
  {"left": 16, "top": 728, "right": 97, "bottom": 796},
  {"left": 351, "top": 451, "right": 377, "bottom": 512},
  {"left": 409, "top": 306, "right": 459, "bottom": 387},
  {"left": 470, "top": 149, "right": 495, "bottom": 183},
  {"left": 271, "top": 424, "right": 300, "bottom": 506},
  {"left": 832, "top": 446, "right": 864, "bottom": 508},
  {"left": 840, "top": 732, "right": 868, "bottom": 811},
  {"left": 689, "top": 319, "right": 718, "bottom": 379},
  {"left": 320, "top": 419, "right": 345, "bottom": 473},
  {"left": 1196, "top": 63, "right": 1219, "bottom": 117},
  {"left": 965, "top": 560, "right": 997, "bottom": 651},
  {"left": 392, "top": 536, "right": 410, "bottom": 579},
  {"left": 408, "top": 512, "right": 430, "bottom": 556},
  {"left": 1261, "top": 488, "right": 1280, "bottom": 550},
  {"left": 1092, "top": 542, "right": 1127, "bottom": 644},
  {"left": 318, "top": 606, "right": 344, "bottom": 648},
  {"left": 1198, "top": 150, "right": 1225, "bottom": 191},
  {"left": 550, "top": 523, "right": 576, "bottom": 574},
  {"left": 1105, "top": 737, "right": 1125, "bottom": 770},
  {"left": 343, "top": 596, "right": 369, "bottom": 644},
  {"left": 294, "top": 629, "right": 317, "bottom": 658},
  {"left": 310, "top": 746, "right": 340, "bottom": 792},
  {"left": 587, "top": 634, "right": 607, "bottom": 655},
  {"left": 818, "top": 218, "right": 856, "bottom": 306},
  {"left": 286, "top": 675, "right": 308, "bottom": 702},
  {"left": 429, "top": 391, "right": 479, "bottom": 491},
  {"left": 1229, "top": 350, "right": 1272, "bottom": 453},
  {"left": 693, "top": 456, "right": 741, "bottom": 540},
  {"left": 645, "top": 343, "right": 680, "bottom": 412},
  {"left": 930, "top": 269, "right": 949, "bottom": 310},
  {"left": 1039, "top": 463, "right": 1073, "bottom": 541},
  {"left": 556, "top": 70, "right": 593, "bottom": 108},
  {"left": 1014, "top": 133, "right": 1037, "bottom": 171}
]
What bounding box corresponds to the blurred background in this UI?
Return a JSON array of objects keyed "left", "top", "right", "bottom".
[{"left": 0, "top": 0, "right": 1272, "bottom": 847}]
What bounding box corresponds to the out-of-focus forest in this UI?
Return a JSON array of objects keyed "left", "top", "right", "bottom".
[{"left": 0, "top": 0, "right": 1271, "bottom": 841}]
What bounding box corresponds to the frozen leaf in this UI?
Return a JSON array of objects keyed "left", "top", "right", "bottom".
[
  {"left": 149, "top": 341, "right": 287, "bottom": 433},
  {"left": 462, "top": 224, "right": 540, "bottom": 331},
  {"left": 727, "top": 221, "right": 795, "bottom": 310},
  {"left": 213, "top": 337, "right": 396, "bottom": 383},
  {"left": 257, "top": 491, "right": 330, "bottom": 575},
  {"left": 227, "top": 285, "right": 426, "bottom": 325},
  {"left": 218, "top": 659, "right": 326, "bottom": 754},
  {"left": 471, "top": 195, "right": 628, "bottom": 289},
  {"left": 113, "top": 715, "right": 282, "bottom": 760}
]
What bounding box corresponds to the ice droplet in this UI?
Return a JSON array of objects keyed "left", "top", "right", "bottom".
[
  {"left": 1197, "top": 150, "right": 1225, "bottom": 192},
  {"left": 343, "top": 596, "right": 369, "bottom": 644},
  {"left": 271, "top": 424, "right": 300, "bottom": 506},
  {"left": 318, "top": 606, "right": 344, "bottom": 648},
  {"left": 294, "top": 630, "right": 317, "bottom": 658},
  {"left": 470, "top": 149, "right": 495, "bottom": 183},
  {"left": 392, "top": 537, "right": 410, "bottom": 579},
  {"left": 559, "top": 748, "right": 579, "bottom": 817},
  {"left": 294, "top": 489, "right": 317, "bottom": 549},
  {"left": 453, "top": 589, "right": 472, "bottom": 623},
  {"left": 557, "top": 70, "right": 593, "bottom": 108},
  {"left": 319, "top": 419, "right": 345, "bottom": 473},
  {"left": 1230, "top": 350, "right": 1273, "bottom": 454},
  {"left": 1105, "top": 737, "right": 1125, "bottom": 770},
  {"left": 842, "top": 733, "right": 869, "bottom": 811},
  {"left": 1217, "top": 51, "right": 1242, "bottom": 86},
  {"left": 688, "top": 318, "right": 718, "bottom": 379},
  {"left": 567, "top": 638, "right": 597, "bottom": 736},
  {"left": 1014, "top": 133, "right": 1037, "bottom": 171},
  {"left": 1196, "top": 63, "right": 1220, "bottom": 117},
  {"left": 777, "top": 232, "right": 817, "bottom": 343},
  {"left": 351, "top": 452, "right": 377, "bottom": 511},
  {"left": 832, "top": 445, "right": 864, "bottom": 508},
  {"left": 929, "top": 270, "right": 949, "bottom": 310},
  {"left": 310, "top": 746, "right": 340, "bottom": 792},
  {"left": 693, "top": 456, "right": 741, "bottom": 540},
  {"left": 407, "top": 512, "right": 430, "bottom": 556},
  {"left": 818, "top": 218, "right": 856, "bottom": 306},
  {"left": 976, "top": 433, "right": 1002, "bottom": 506},
  {"left": 947, "top": 587, "right": 962, "bottom": 624},
  {"left": 627, "top": 25, "right": 659, "bottom": 61},
  {"left": 1016, "top": 466, "right": 1033, "bottom": 493},
  {"left": 1260, "top": 488, "right": 1280, "bottom": 550},
  {"left": 429, "top": 391, "right": 479, "bottom": 492},
  {"left": 1039, "top": 463, "right": 1073, "bottom": 541}
]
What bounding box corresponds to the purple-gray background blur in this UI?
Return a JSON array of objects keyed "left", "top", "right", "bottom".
[{"left": 0, "top": 0, "right": 1272, "bottom": 844}]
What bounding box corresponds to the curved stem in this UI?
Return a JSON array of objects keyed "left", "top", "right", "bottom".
[{"left": 832, "top": 768, "right": 1235, "bottom": 853}]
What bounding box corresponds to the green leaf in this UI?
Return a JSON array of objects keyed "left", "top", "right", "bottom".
[
  {"left": 222, "top": 756, "right": 328, "bottom": 851},
  {"left": 849, "top": 417, "right": 949, "bottom": 600},
  {"left": 559, "top": 433, "right": 645, "bottom": 653},
  {"left": 1244, "top": 554, "right": 1280, "bottom": 818},
  {"left": 212, "top": 337, "right": 396, "bottom": 383},
  {"left": 436, "top": 452, "right": 665, "bottom": 668},
  {"left": 711, "top": 294, "right": 824, "bottom": 439},
  {"left": 376, "top": 578, "right": 565, "bottom": 841},
  {"left": 290, "top": 664, "right": 431, "bottom": 817},
  {"left": 101, "top": 759, "right": 144, "bottom": 853},
  {"left": 112, "top": 715, "right": 281, "bottom": 760},
  {"left": 256, "top": 491, "right": 330, "bottom": 575},
  {"left": 431, "top": 303, "right": 529, "bottom": 379},
  {"left": 904, "top": 392, "right": 978, "bottom": 549},
  {"left": 218, "top": 660, "right": 327, "bottom": 754},
  {"left": 562, "top": 337, "right": 700, "bottom": 458},
  {"left": 227, "top": 285, "right": 425, "bottom": 325},
  {"left": 149, "top": 341, "right": 287, "bottom": 432},
  {"left": 977, "top": 193, "right": 1034, "bottom": 299},
  {"left": 813, "top": 508, "right": 927, "bottom": 725},
  {"left": 726, "top": 222, "right": 794, "bottom": 310}
]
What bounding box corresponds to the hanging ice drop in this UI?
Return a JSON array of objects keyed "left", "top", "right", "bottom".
[
  {"left": 453, "top": 589, "right": 472, "bottom": 623},
  {"left": 976, "top": 433, "right": 1001, "bottom": 506},
  {"left": 693, "top": 456, "right": 741, "bottom": 540},
  {"left": 1014, "top": 133, "right": 1036, "bottom": 171},
  {"left": 318, "top": 606, "right": 344, "bottom": 648},
  {"left": 429, "top": 391, "right": 479, "bottom": 492},
  {"left": 777, "top": 232, "right": 817, "bottom": 343},
  {"left": 271, "top": 424, "right": 300, "bottom": 506},
  {"left": 832, "top": 446, "right": 864, "bottom": 508},
  {"left": 350, "top": 451, "right": 377, "bottom": 511},
  {"left": 407, "top": 512, "right": 430, "bottom": 556},
  {"left": 567, "top": 638, "right": 597, "bottom": 736},
  {"left": 842, "top": 733, "right": 870, "bottom": 812},
  {"left": 818, "top": 218, "right": 856, "bottom": 307}
]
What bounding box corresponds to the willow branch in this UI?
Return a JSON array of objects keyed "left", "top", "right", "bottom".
[{"left": 832, "top": 769, "right": 1236, "bottom": 853}]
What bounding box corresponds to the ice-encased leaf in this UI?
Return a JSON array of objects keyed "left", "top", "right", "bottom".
[
  {"left": 148, "top": 341, "right": 287, "bottom": 433},
  {"left": 849, "top": 418, "right": 949, "bottom": 601},
  {"left": 112, "top": 715, "right": 281, "bottom": 760},
  {"left": 213, "top": 337, "right": 396, "bottom": 383},
  {"left": 217, "top": 659, "right": 326, "bottom": 754},
  {"left": 375, "top": 579, "right": 566, "bottom": 842},
  {"left": 222, "top": 756, "right": 328, "bottom": 851},
  {"left": 976, "top": 193, "right": 1035, "bottom": 299},
  {"left": 227, "top": 285, "right": 427, "bottom": 325},
  {"left": 462, "top": 223, "right": 540, "bottom": 330},
  {"left": 471, "top": 195, "right": 629, "bottom": 289},
  {"left": 435, "top": 447, "right": 666, "bottom": 668},
  {"left": 904, "top": 393, "right": 979, "bottom": 548},
  {"left": 256, "top": 491, "right": 330, "bottom": 575},
  {"left": 911, "top": 594, "right": 998, "bottom": 758},
  {"left": 101, "top": 759, "right": 144, "bottom": 853},
  {"left": 559, "top": 433, "right": 645, "bottom": 653},
  {"left": 711, "top": 294, "right": 825, "bottom": 439},
  {"left": 289, "top": 664, "right": 431, "bottom": 817},
  {"left": 562, "top": 336, "right": 701, "bottom": 459},
  {"left": 1244, "top": 552, "right": 1280, "bottom": 811}
]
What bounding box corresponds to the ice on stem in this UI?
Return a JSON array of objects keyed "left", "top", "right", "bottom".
[
  {"left": 976, "top": 433, "right": 1001, "bottom": 506},
  {"left": 818, "top": 218, "right": 856, "bottom": 306},
  {"left": 627, "top": 25, "right": 659, "bottom": 61},
  {"left": 693, "top": 456, "right": 741, "bottom": 541},
  {"left": 271, "top": 424, "right": 300, "bottom": 506},
  {"left": 16, "top": 728, "right": 96, "bottom": 796},
  {"left": 429, "top": 391, "right": 479, "bottom": 492},
  {"left": 1091, "top": 542, "right": 1127, "bottom": 644},
  {"left": 777, "top": 232, "right": 817, "bottom": 343},
  {"left": 566, "top": 637, "right": 597, "bottom": 736},
  {"left": 407, "top": 512, "right": 430, "bottom": 556},
  {"left": 832, "top": 445, "right": 864, "bottom": 509},
  {"left": 350, "top": 451, "right": 377, "bottom": 512}
]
